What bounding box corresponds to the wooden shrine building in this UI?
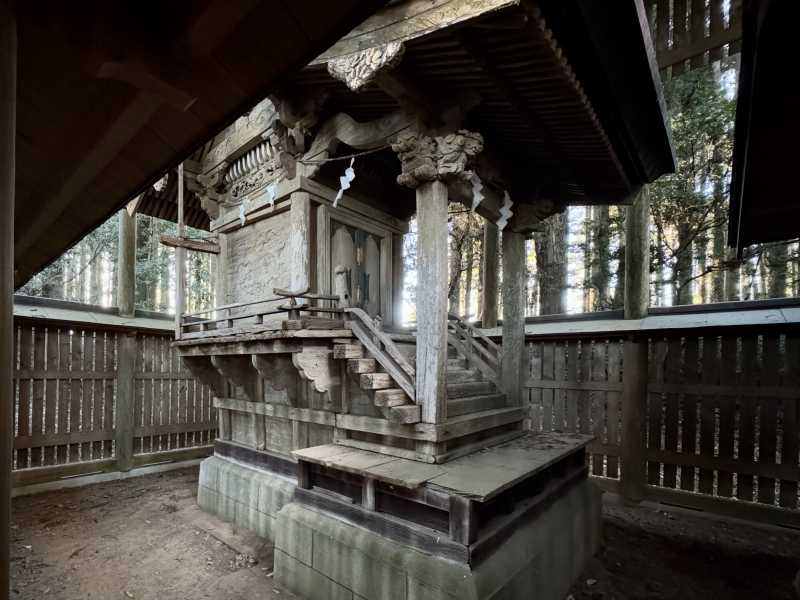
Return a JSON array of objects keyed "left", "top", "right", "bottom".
[{"left": 166, "top": 1, "right": 675, "bottom": 599}]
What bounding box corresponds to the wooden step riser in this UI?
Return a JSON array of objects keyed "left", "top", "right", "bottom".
[
  {"left": 374, "top": 389, "right": 409, "bottom": 407},
  {"left": 447, "top": 394, "right": 507, "bottom": 417},
  {"left": 348, "top": 358, "right": 376, "bottom": 374},
  {"left": 447, "top": 381, "right": 497, "bottom": 398},
  {"left": 333, "top": 344, "right": 364, "bottom": 359},
  {"left": 360, "top": 372, "right": 394, "bottom": 390}
]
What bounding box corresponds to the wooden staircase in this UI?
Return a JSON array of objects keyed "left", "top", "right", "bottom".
[{"left": 333, "top": 309, "right": 506, "bottom": 426}]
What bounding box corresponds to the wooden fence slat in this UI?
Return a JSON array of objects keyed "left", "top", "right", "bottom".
[
  {"left": 647, "top": 338, "right": 666, "bottom": 486},
  {"left": 672, "top": 0, "right": 688, "bottom": 76},
  {"left": 758, "top": 335, "right": 780, "bottom": 506},
  {"left": 81, "top": 331, "right": 95, "bottom": 460},
  {"left": 566, "top": 340, "right": 579, "bottom": 434},
  {"left": 69, "top": 329, "right": 83, "bottom": 462},
  {"left": 737, "top": 336, "right": 758, "bottom": 502},
  {"left": 605, "top": 340, "right": 622, "bottom": 478},
  {"left": 104, "top": 333, "right": 116, "bottom": 458},
  {"left": 689, "top": 0, "right": 706, "bottom": 69},
  {"left": 528, "top": 341, "right": 543, "bottom": 431},
  {"left": 541, "top": 342, "right": 554, "bottom": 432},
  {"left": 16, "top": 325, "right": 32, "bottom": 469},
  {"left": 681, "top": 337, "right": 699, "bottom": 492},
  {"left": 662, "top": 338, "right": 681, "bottom": 489},
  {"left": 716, "top": 337, "right": 737, "bottom": 498},
  {"left": 44, "top": 327, "right": 59, "bottom": 465},
  {"left": 30, "top": 327, "right": 46, "bottom": 467},
  {"left": 698, "top": 335, "right": 718, "bottom": 495},
  {"left": 553, "top": 342, "right": 566, "bottom": 432},
  {"left": 591, "top": 340, "right": 607, "bottom": 477},
  {"left": 780, "top": 335, "right": 799, "bottom": 509}
]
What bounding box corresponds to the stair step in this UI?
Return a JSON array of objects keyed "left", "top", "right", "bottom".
[
  {"left": 348, "top": 358, "right": 376, "bottom": 374},
  {"left": 447, "top": 380, "right": 497, "bottom": 398},
  {"left": 447, "top": 357, "right": 467, "bottom": 369},
  {"left": 445, "top": 368, "right": 483, "bottom": 383},
  {"left": 374, "top": 389, "right": 408, "bottom": 407},
  {"left": 447, "top": 393, "right": 507, "bottom": 417},
  {"left": 360, "top": 372, "right": 394, "bottom": 390},
  {"left": 333, "top": 344, "right": 364, "bottom": 359},
  {"left": 387, "top": 404, "right": 421, "bottom": 424}
]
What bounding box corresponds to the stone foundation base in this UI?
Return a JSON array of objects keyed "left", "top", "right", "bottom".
[
  {"left": 197, "top": 455, "right": 296, "bottom": 540},
  {"left": 274, "top": 478, "right": 602, "bottom": 600}
]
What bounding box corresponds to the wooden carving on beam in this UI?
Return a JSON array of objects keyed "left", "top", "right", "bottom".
[
  {"left": 292, "top": 343, "right": 338, "bottom": 395},
  {"left": 327, "top": 42, "right": 405, "bottom": 92},
  {"left": 391, "top": 129, "right": 483, "bottom": 188},
  {"left": 301, "top": 110, "right": 414, "bottom": 178}
]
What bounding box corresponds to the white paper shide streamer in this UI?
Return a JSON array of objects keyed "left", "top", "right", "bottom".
[
  {"left": 334, "top": 158, "right": 356, "bottom": 208},
  {"left": 266, "top": 183, "right": 277, "bottom": 207},
  {"left": 496, "top": 191, "right": 514, "bottom": 230},
  {"left": 469, "top": 172, "right": 484, "bottom": 212}
]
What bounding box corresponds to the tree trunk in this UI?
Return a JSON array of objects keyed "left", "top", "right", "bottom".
[
  {"left": 583, "top": 207, "right": 593, "bottom": 312},
  {"left": 724, "top": 248, "right": 740, "bottom": 301},
  {"left": 448, "top": 234, "right": 462, "bottom": 315},
  {"left": 765, "top": 243, "right": 788, "bottom": 298},
  {"left": 591, "top": 206, "right": 611, "bottom": 309},
  {"left": 674, "top": 222, "right": 693, "bottom": 305},
  {"left": 614, "top": 206, "right": 627, "bottom": 309},
  {"left": 534, "top": 212, "right": 567, "bottom": 315},
  {"left": 695, "top": 232, "right": 708, "bottom": 304}
]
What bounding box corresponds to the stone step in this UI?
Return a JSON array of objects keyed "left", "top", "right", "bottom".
[
  {"left": 360, "top": 372, "right": 394, "bottom": 390},
  {"left": 387, "top": 404, "right": 421, "bottom": 424},
  {"left": 347, "top": 358, "right": 376, "bottom": 374},
  {"left": 447, "top": 393, "right": 507, "bottom": 417},
  {"left": 374, "top": 389, "right": 408, "bottom": 407},
  {"left": 445, "top": 368, "right": 483, "bottom": 383},
  {"left": 447, "top": 380, "right": 496, "bottom": 398},
  {"left": 333, "top": 344, "right": 364, "bottom": 359}
]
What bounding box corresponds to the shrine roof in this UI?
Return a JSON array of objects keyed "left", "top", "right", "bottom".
[{"left": 292, "top": 0, "right": 675, "bottom": 207}]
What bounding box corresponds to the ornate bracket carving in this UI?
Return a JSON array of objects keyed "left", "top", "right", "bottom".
[
  {"left": 391, "top": 129, "right": 484, "bottom": 188},
  {"left": 327, "top": 42, "right": 405, "bottom": 92},
  {"left": 292, "top": 346, "right": 337, "bottom": 394}
]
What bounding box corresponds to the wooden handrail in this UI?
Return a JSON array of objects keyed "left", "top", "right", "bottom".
[{"left": 345, "top": 308, "right": 416, "bottom": 401}]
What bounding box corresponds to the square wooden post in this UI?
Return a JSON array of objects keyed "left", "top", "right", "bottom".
[
  {"left": 621, "top": 188, "right": 650, "bottom": 503},
  {"left": 117, "top": 208, "right": 136, "bottom": 318},
  {"left": 501, "top": 229, "right": 526, "bottom": 407},
  {"left": 0, "top": 4, "right": 16, "bottom": 595},
  {"left": 415, "top": 180, "right": 449, "bottom": 423},
  {"left": 289, "top": 191, "right": 312, "bottom": 292}
]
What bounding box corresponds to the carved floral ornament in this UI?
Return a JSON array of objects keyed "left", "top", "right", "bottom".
[
  {"left": 391, "top": 129, "right": 484, "bottom": 188},
  {"left": 327, "top": 41, "right": 405, "bottom": 92}
]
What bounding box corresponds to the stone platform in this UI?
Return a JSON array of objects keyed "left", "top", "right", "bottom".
[{"left": 275, "top": 478, "right": 600, "bottom": 600}]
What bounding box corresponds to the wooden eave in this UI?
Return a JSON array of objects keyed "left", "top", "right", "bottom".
[
  {"left": 292, "top": 0, "right": 674, "bottom": 207},
  {"left": 729, "top": 0, "right": 799, "bottom": 253},
  {"left": 13, "top": 0, "right": 387, "bottom": 288}
]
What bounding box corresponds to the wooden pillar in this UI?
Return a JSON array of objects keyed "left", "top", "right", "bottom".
[
  {"left": 116, "top": 332, "right": 137, "bottom": 472},
  {"left": 481, "top": 222, "right": 499, "bottom": 328},
  {"left": 117, "top": 208, "right": 136, "bottom": 318},
  {"left": 416, "top": 180, "right": 449, "bottom": 423},
  {"left": 501, "top": 229, "right": 525, "bottom": 407},
  {"left": 289, "top": 191, "right": 311, "bottom": 292},
  {"left": 621, "top": 188, "right": 650, "bottom": 503},
  {"left": 0, "top": 4, "right": 15, "bottom": 596},
  {"left": 174, "top": 163, "right": 185, "bottom": 338},
  {"left": 392, "top": 233, "right": 404, "bottom": 328}
]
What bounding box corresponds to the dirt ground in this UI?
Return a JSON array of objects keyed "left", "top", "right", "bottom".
[{"left": 10, "top": 466, "right": 800, "bottom": 600}]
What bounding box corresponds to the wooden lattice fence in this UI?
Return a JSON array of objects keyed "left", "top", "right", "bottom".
[
  {"left": 524, "top": 306, "right": 800, "bottom": 528},
  {"left": 644, "top": 0, "right": 743, "bottom": 75},
  {"left": 12, "top": 313, "right": 216, "bottom": 488}
]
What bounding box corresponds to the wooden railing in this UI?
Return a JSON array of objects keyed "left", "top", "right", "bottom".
[
  {"left": 345, "top": 308, "right": 416, "bottom": 401},
  {"left": 512, "top": 300, "right": 800, "bottom": 529},
  {"left": 178, "top": 288, "right": 341, "bottom": 339},
  {"left": 12, "top": 302, "right": 217, "bottom": 488},
  {"left": 448, "top": 314, "right": 502, "bottom": 385}
]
